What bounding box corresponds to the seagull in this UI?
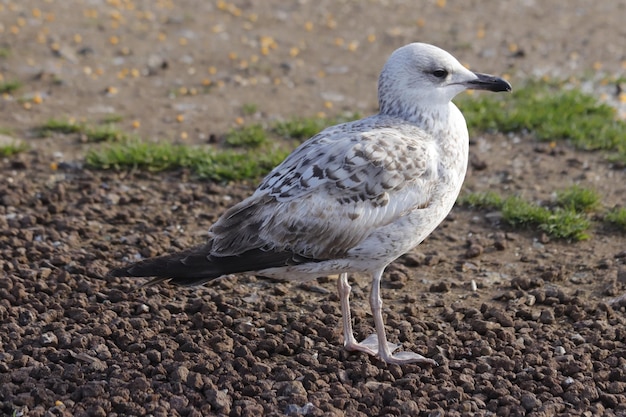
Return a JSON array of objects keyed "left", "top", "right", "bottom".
[{"left": 109, "top": 42, "right": 511, "bottom": 364}]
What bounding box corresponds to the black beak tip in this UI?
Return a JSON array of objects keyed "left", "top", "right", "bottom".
[
  {"left": 499, "top": 79, "right": 513, "bottom": 93},
  {"left": 470, "top": 72, "right": 512, "bottom": 93}
]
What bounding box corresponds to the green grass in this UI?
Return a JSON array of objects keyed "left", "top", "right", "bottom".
[
  {"left": 0, "top": 140, "right": 28, "bottom": 157},
  {"left": 604, "top": 208, "right": 626, "bottom": 232},
  {"left": 457, "top": 191, "right": 503, "bottom": 209},
  {"left": 39, "top": 118, "right": 84, "bottom": 135},
  {"left": 501, "top": 197, "right": 590, "bottom": 241},
  {"left": 241, "top": 103, "right": 258, "bottom": 116},
  {"left": 84, "top": 124, "right": 128, "bottom": 142},
  {"left": 555, "top": 185, "right": 601, "bottom": 212},
  {"left": 83, "top": 112, "right": 364, "bottom": 181},
  {"left": 459, "top": 189, "right": 595, "bottom": 241},
  {"left": 273, "top": 112, "right": 361, "bottom": 140},
  {"left": 0, "top": 48, "right": 10, "bottom": 58},
  {"left": 458, "top": 80, "right": 626, "bottom": 161},
  {"left": 540, "top": 210, "right": 591, "bottom": 241},
  {"left": 273, "top": 116, "right": 330, "bottom": 140},
  {"left": 224, "top": 124, "right": 268, "bottom": 148},
  {"left": 0, "top": 80, "right": 22, "bottom": 94},
  {"left": 38, "top": 118, "right": 128, "bottom": 142},
  {"left": 101, "top": 114, "right": 124, "bottom": 124},
  {"left": 86, "top": 140, "right": 290, "bottom": 181}
]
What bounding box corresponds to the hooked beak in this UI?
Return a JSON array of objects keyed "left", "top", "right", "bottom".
[{"left": 465, "top": 72, "right": 512, "bottom": 92}]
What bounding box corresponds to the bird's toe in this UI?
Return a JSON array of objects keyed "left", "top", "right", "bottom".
[
  {"left": 379, "top": 350, "right": 438, "bottom": 366},
  {"left": 344, "top": 334, "right": 400, "bottom": 356}
]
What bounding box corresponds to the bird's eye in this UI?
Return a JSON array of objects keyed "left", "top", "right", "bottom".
[{"left": 432, "top": 69, "right": 448, "bottom": 78}]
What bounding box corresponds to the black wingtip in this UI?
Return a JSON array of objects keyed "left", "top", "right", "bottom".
[
  {"left": 106, "top": 266, "right": 131, "bottom": 278},
  {"left": 108, "top": 245, "right": 321, "bottom": 288},
  {"left": 105, "top": 244, "right": 230, "bottom": 287},
  {"left": 106, "top": 261, "right": 157, "bottom": 279}
]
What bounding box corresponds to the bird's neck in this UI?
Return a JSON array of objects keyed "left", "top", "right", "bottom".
[{"left": 381, "top": 100, "right": 456, "bottom": 136}]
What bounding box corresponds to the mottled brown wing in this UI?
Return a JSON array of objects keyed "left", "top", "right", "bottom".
[{"left": 209, "top": 120, "right": 438, "bottom": 259}]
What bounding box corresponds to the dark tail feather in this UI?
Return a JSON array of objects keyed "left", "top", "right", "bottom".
[
  {"left": 107, "top": 244, "right": 223, "bottom": 286},
  {"left": 108, "top": 243, "right": 319, "bottom": 287}
]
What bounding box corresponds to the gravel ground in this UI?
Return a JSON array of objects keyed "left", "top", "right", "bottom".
[{"left": 2, "top": 1, "right": 626, "bottom": 416}]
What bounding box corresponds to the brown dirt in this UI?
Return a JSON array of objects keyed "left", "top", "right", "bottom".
[{"left": 2, "top": 1, "right": 626, "bottom": 416}]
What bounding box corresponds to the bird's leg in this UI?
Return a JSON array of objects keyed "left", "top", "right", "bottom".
[
  {"left": 337, "top": 272, "right": 396, "bottom": 356},
  {"left": 369, "top": 268, "right": 438, "bottom": 365},
  {"left": 338, "top": 273, "right": 376, "bottom": 355}
]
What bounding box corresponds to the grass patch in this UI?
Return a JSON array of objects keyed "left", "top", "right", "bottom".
[
  {"left": 459, "top": 190, "right": 592, "bottom": 241},
  {"left": 39, "top": 118, "right": 84, "bottom": 135},
  {"left": 86, "top": 141, "right": 208, "bottom": 172},
  {"left": 555, "top": 185, "right": 601, "bottom": 212},
  {"left": 224, "top": 124, "right": 268, "bottom": 148},
  {"left": 85, "top": 112, "right": 364, "bottom": 181},
  {"left": 499, "top": 196, "right": 549, "bottom": 227},
  {"left": 540, "top": 210, "right": 591, "bottom": 241},
  {"left": 38, "top": 118, "right": 128, "bottom": 142},
  {"left": 458, "top": 80, "right": 626, "bottom": 161},
  {"left": 604, "top": 208, "right": 626, "bottom": 232},
  {"left": 101, "top": 114, "right": 124, "bottom": 124},
  {"left": 0, "top": 80, "right": 22, "bottom": 94},
  {"left": 0, "top": 140, "right": 28, "bottom": 157},
  {"left": 502, "top": 197, "right": 590, "bottom": 241},
  {"left": 86, "top": 140, "right": 290, "bottom": 181},
  {"left": 457, "top": 191, "right": 503, "bottom": 209},
  {"left": 84, "top": 124, "right": 128, "bottom": 142},
  {"left": 241, "top": 103, "right": 258, "bottom": 116},
  {"left": 273, "top": 112, "right": 361, "bottom": 140},
  {"left": 0, "top": 48, "right": 10, "bottom": 58}
]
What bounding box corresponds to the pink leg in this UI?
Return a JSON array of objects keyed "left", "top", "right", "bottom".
[
  {"left": 337, "top": 272, "right": 397, "bottom": 356},
  {"left": 369, "top": 268, "right": 438, "bottom": 365}
]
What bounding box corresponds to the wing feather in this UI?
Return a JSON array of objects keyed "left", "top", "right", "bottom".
[{"left": 210, "top": 117, "right": 439, "bottom": 259}]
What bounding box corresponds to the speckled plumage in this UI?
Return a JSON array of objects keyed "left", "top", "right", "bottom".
[
  {"left": 211, "top": 116, "right": 444, "bottom": 262},
  {"left": 110, "top": 43, "right": 511, "bottom": 364}
]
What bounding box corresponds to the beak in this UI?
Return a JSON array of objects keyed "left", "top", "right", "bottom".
[{"left": 465, "top": 72, "right": 512, "bottom": 92}]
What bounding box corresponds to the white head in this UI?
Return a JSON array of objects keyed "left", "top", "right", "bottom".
[{"left": 378, "top": 43, "right": 511, "bottom": 119}]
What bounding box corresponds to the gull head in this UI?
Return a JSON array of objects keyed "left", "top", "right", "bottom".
[{"left": 378, "top": 42, "right": 511, "bottom": 118}]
